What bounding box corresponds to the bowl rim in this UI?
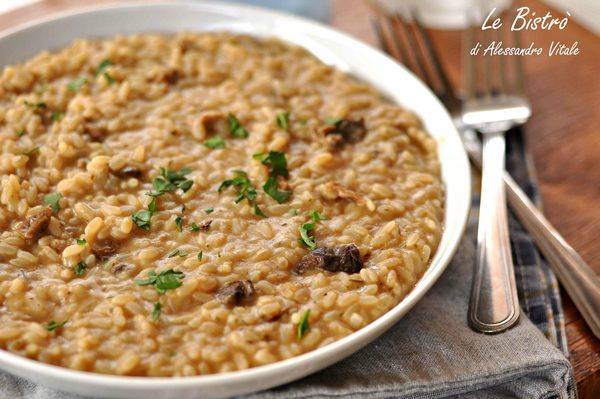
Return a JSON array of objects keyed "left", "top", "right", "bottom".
[{"left": 0, "top": 0, "right": 471, "bottom": 393}]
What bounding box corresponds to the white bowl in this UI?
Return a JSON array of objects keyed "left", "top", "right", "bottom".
[{"left": 0, "top": 2, "right": 471, "bottom": 398}]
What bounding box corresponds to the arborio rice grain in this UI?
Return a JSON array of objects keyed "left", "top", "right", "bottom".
[{"left": 0, "top": 32, "right": 443, "bottom": 376}]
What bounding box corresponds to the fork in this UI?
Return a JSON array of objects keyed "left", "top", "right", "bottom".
[
  {"left": 369, "top": 5, "right": 600, "bottom": 337},
  {"left": 461, "top": 18, "right": 530, "bottom": 333}
]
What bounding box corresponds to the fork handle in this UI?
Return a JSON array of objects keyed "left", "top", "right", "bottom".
[
  {"left": 469, "top": 133, "right": 520, "bottom": 333},
  {"left": 504, "top": 172, "right": 600, "bottom": 339}
]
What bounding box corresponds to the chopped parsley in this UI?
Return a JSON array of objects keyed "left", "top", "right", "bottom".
[
  {"left": 263, "top": 177, "right": 291, "bottom": 203},
  {"left": 43, "top": 192, "right": 62, "bottom": 212},
  {"left": 96, "top": 59, "right": 113, "bottom": 75},
  {"left": 325, "top": 117, "right": 342, "bottom": 125},
  {"left": 297, "top": 309, "right": 311, "bottom": 339},
  {"left": 96, "top": 59, "right": 115, "bottom": 84},
  {"left": 132, "top": 210, "right": 152, "bottom": 231},
  {"left": 167, "top": 249, "right": 188, "bottom": 258},
  {"left": 134, "top": 269, "right": 184, "bottom": 294},
  {"left": 175, "top": 216, "right": 183, "bottom": 232},
  {"left": 150, "top": 167, "right": 194, "bottom": 196},
  {"left": 219, "top": 170, "right": 257, "bottom": 204},
  {"left": 203, "top": 136, "right": 226, "bottom": 149},
  {"left": 74, "top": 261, "right": 87, "bottom": 277},
  {"left": 15, "top": 129, "right": 25, "bottom": 137},
  {"left": 190, "top": 222, "right": 200, "bottom": 232},
  {"left": 151, "top": 301, "right": 162, "bottom": 321},
  {"left": 253, "top": 151, "right": 291, "bottom": 203},
  {"left": 67, "top": 76, "right": 88, "bottom": 92},
  {"left": 253, "top": 203, "right": 267, "bottom": 218},
  {"left": 276, "top": 111, "right": 290, "bottom": 129},
  {"left": 21, "top": 146, "right": 40, "bottom": 157},
  {"left": 204, "top": 207, "right": 214, "bottom": 214},
  {"left": 51, "top": 111, "right": 63, "bottom": 122},
  {"left": 44, "top": 320, "right": 67, "bottom": 332},
  {"left": 197, "top": 251, "right": 203, "bottom": 261},
  {"left": 24, "top": 100, "right": 47, "bottom": 110},
  {"left": 227, "top": 113, "right": 249, "bottom": 138},
  {"left": 76, "top": 238, "right": 87, "bottom": 246},
  {"left": 309, "top": 210, "right": 327, "bottom": 222},
  {"left": 253, "top": 151, "right": 289, "bottom": 178},
  {"left": 299, "top": 222, "right": 316, "bottom": 250}
]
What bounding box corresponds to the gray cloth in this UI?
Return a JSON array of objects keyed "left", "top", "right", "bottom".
[{"left": 0, "top": 222, "right": 574, "bottom": 399}]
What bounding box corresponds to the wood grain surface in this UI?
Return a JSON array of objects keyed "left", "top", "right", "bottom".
[{"left": 1, "top": 0, "right": 599, "bottom": 396}]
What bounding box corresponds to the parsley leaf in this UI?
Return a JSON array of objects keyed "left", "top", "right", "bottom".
[
  {"left": 276, "top": 111, "right": 290, "bottom": 129},
  {"left": 132, "top": 210, "right": 153, "bottom": 231},
  {"left": 76, "top": 238, "right": 87, "bottom": 246},
  {"left": 152, "top": 167, "right": 193, "bottom": 195},
  {"left": 134, "top": 269, "right": 184, "bottom": 294},
  {"left": 263, "top": 176, "right": 291, "bottom": 203},
  {"left": 24, "top": 100, "right": 47, "bottom": 110},
  {"left": 167, "top": 249, "right": 188, "bottom": 258},
  {"left": 51, "top": 111, "right": 63, "bottom": 122},
  {"left": 324, "top": 117, "right": 342, "bottom": 126},
  {"left": 204, "top": 136, "right": 226, "bottom": 149},
  {"left": 253, "top": 151, "right": 289, "bottom": 178},
  {"left": 227, "top": 113, "right": 249, "bottom": 138},
  {"left": 151, "top": 301, "right": 162, "bottom": 321},
  {"left": 297, "top": 309, "right": 311, "bottom": 339},
  {"left": 204, "top": 207, "right": 214, "bottom": 214},
  {"left": 67, "top": 76, "right": 88, "bottom": 92},
  {"left": 197, "top": 251, "right": 203, "bottom": 261},
  {"left": 190, "top": 222, "right": 200, "bottom": 232},
  {"left": 253, "top": 203, "right": 267, "bottom": 218},
  {"left": 74, "top": 261, "right": 87, "bottom": 277},
  {"left": 103, "top": 72, "right": 115, "bottom": 84},
  {"left": 309, "top": 210, "right": 327, "bottom": 222},
  {"left": 43, "top": 192, "right": 62, "bottom": 212},
  {"left": 96, "top": 59, "right": 113, "bottom": 75},
  {"left": 299, "top": 222, "right": 316, "bottom": 250},
  {"left": 44, "top": 320, "right": 67, "bottom": 332},
  {"left": 15, "top": 129, "right": 25, "bottom": 137},
  {"left": 175, "top": 216, "right": 183, "bottom": 232},
  {"left": 219, "top": 170, "right": 256, "bottom": 203},
  {"left": 21, "top": 146, "right": 40, "bottom": 157}
]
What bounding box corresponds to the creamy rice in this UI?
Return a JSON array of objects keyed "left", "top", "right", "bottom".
[{"left": 0, "top": 33, "right": 443, "bottom": 376}]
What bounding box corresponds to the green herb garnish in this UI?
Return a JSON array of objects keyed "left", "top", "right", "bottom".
[
  {"left": 253, "top": 151, "right": 289, "bottom": 178},
  {"left": 263, "top": 176, "right": 291, "bottom": 203},
  {"left": 43, "top": 192, "right": 62, "bottom": 212},
  {"left": 175, "top": 216, "right": 183, "bottom": 232},
  {"left": 197, "top": 251, "right": 203, "bottom": 261},
  {"left": 134, "top": 269, "right": 184, "bottom": 294},
  {"left": 309, "top": 210, "right": 327, "bottom": 222},
  {"left": 253, "top": 203, "right": 267, "bottom": 218},
  {"left": 103, "top": 72, "right": 116, "bottom": 84},
  {"left": 204, "top": 207, "right": 214, "bottom": 214},
  {"left": 15, "top": 129, "right": 25, "bottom": 137},
  {"left": 132, "top": 210, "right": 153, "bottom": 231},
  {"left": 51, "top": 111, "right": 63, "bottom": 122},
  {"left": 190, "top": 222, "right": 200, "bottom": 232},
  {"left": 203, "top": 136, "right": 226, "bottom": 149},
  {"left": 297, "top": 309, "right": 311, "bottom": 339},
  {"left": 96, "top": 59, "right": 113, "bottom": 75},
  {"left": 24, "top": 100, "right": 47, "bottom": 110},
  {"left": 324, "top": 117, "right": 342, "bottom": 126},
  {"left": 219, "top": 170, "right": 257, "bottom": 204},
  {"left": 151, "top": 301, "right": 162, "bottom": 321},
  {"left": 74, "top": 261, "right": 87, "bottom": 277},
  {"left": 276, "top": 111, "right": 290, "bottom": 130},
  {"left": 150, "top": 167, "right": 194, "bottom": 196},
  {"left": 76, "top": 238, "right": 87, "bottom": 246},
  {"left": 67, "top": 76, "right": 88, "bottom": 92},
  {"left": 299, "top": 222, "right": 316, "bottom": 250},
  {"left": 21, "top": 146, "right": 40, "bottom": 157},
  {"left": 227, "top": 113, "right": 249, "bottom": 138},
  {"left": 167, "top": 249, "right": 188, "bottom": 258},
  {"left": 44, "top": 320, "right": 67, "bottom": 332}
]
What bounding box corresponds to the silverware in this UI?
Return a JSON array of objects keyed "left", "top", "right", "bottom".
[
  {"left": 369, "top": 6, "right": 600, "bottom": 338},
  {"left": 461, "top": 16, "right": 529, "bottom": 333}
]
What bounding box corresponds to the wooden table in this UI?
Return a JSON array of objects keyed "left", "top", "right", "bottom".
[{"left": 2, "top": 0, "right": 599, "bottom": 396}]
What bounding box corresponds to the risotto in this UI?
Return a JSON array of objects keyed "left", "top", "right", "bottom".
[{"left": 0, "top": 33, "right": 444, "bottom": 376}]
